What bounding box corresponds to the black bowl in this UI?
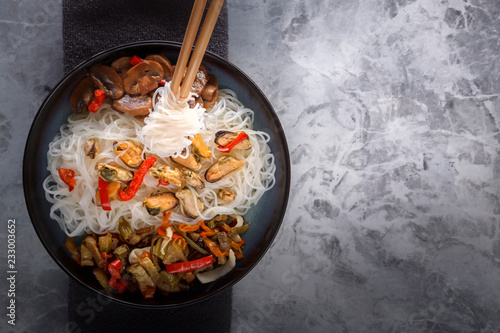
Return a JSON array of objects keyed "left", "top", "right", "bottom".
[{"left": 23, "top": 41, "right": 290, "bottom": 307}]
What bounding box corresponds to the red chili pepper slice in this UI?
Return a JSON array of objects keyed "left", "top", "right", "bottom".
[
  {"left": 109, "top": 276, "right": 127, "bottom": 293},
  {"left": 165, "top": 256, "right": 213, "bottom": 274},
  {"left": 159, "top": 79, "right": 167, "bottom": 86},
  {"left": 108, "top": 259, "right": 122, "bottom": 279},
  {"left": 98, "top": 177, "right": 112, "bottom": 211},
  {"left": 217, "top": 132, "right": 249, "bottom": 153},
  {"left": 129, "top": 55, "right": 144, "bottom": 66},
  {"left": 118, "top": 156, "right": 157, "bottom": 201},
  {"left": 88, "top": 89, "right": 105, "bottom": 113},
  {"left": 140, "top": 251, "right": 151, "bottom": 260},
  {"left": 58, "top": 168, "right": 76, "bottom": 191},
  {"left": 157, "top": 179, "right": 170, "bottom": 187}
]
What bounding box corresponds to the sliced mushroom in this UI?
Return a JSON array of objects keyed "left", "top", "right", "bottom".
[
  {"left": 175, "top": 188, "right": 204, "bottom": 219},
  {"left": 143, "top": 192, "right": 178, "bottom": 216},
  {"left": 123, "top": 60, "right": 164, "bottom": 96},
  {"left": 113, "top": 140, "right": 144, "bottom": 168},
  {"left": 171, "top": 149, "right": 201, "bottom": 171},
  {"left": 149, "top": 165, "right": 185, "bottom": 189},
  {"left": 202, "top": 74, "right": 218, "bottom": 108},
  {"left": 191, "top": 65, "right": 209, "bottom": 95},
  {"left": 214, "top": 131, "right": 252, "bottom": 150},
  {"left": 84, "top": 138, "right": 99, "bottom": 159},
  {"left": 218, "top": 189, "right": 236, "bottom": 202},
  {"left": 69, "top": 77, "right": 95, "bottom": 113},
  {"left": 145, "top": 54, "right": 174, "bottom": 81},
  {"left": 89, "top": 64, "right": 124, "bottom": 99},
  {"left": 182, "top": 168, "right": 205, "bottom": 189},
  {"left": 112, "top": 94, "right": 152, "bottom": 117},
  {"left": 188, "top": 95, "right": 204, "bottom": 109},
  {"left": 205, "top": 156, "right": 244, "bottom": 183},
  {"left": 97, "top": 163, "right": 133, "bottom": 182},
  {"left": 111, "top": 56, "right": 133, "bottom": 78}
]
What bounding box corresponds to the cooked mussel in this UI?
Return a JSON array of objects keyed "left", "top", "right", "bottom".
[
  {"left": 170, "top": 149, "right": 201, "bottom": 171},
  {"left": 182, "top": 168, "right": 204, "bottom": 189},
  {"left": 214, "top": 131, "right": 252, "bottom": 150},
  {"left": 175, "top": 188, "right": 204, "bottom": 219},
  {"left": 205, "top": 156, "right": 244, "bottom": 183},
  {"left": 149, "top": 165, "right": 185, "bottom": 189},
  {"left": 113, "top": 140, "right": 144, "bottom": 168},
  {"left": 143, "top": 192, "right": 178, "bottom": 216},
  {"left": 218, "top": 189, "right": 235, "bottom": 202},
  {"left": 84, "top": 138, "right": 99, "bottom": 159},
  {"left": 97, "top": 163, "right": 133, "bottom": 182}
]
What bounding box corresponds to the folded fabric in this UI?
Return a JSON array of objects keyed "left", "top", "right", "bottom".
[{"left": 63, "top": 0, "right": 228, "bottom": 73}]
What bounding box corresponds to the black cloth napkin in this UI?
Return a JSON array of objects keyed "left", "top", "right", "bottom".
[
  {"left": 63, "top": 0, "right": 228, "bottom": 73},
  {"left": 63, "top": 1, "right": 232, "bottom": 332}
]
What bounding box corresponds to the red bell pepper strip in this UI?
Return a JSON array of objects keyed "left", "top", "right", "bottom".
[
  {"left": 58, "top": 168, "right": 76, "bottom": 191},
  {"left": 129, "top": 55, "right": 144, "bottom": 66},
  {"left": 108, "top": 259, "right": 122, "bottom": 279},
  {"left": 109, "top": 276, "right": 127, "bottom": 293},
  {"left": 98, "top": 177, "right": 112, "bottom": 211},
  {"left": 108, "top": 259, "right": 126, "bottom": 293},
  {"left": 157, "top": 228, "right": 167, "bottom": 236},
  {"left": 217, "top": 132, "right": 248, "bottom": 153},
  {"left": 165, "top": 256, "right": 213, "bottom": 274},
  {"left": 178, "top": 221, "right": 202, "bottom": 233},
  {"left": 140, "top": 251, "right": 151, "bottom": 260},
  {"left": 118, "top": 156, "right": 157, "bottom": 201},
  {"left": 88, "top": 89, "right": 105, "bottom": 113}
]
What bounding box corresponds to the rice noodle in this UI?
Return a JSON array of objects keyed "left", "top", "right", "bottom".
[
  {"left": 44, "top": 89, "right": 276, "bottom": 237},
  {"left": 139, "top": 82, "right": 206, "bottom": 158}
]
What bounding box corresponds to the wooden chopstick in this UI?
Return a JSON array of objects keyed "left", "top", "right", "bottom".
[
  {"left": 180, "top": 0, "right": 225, "bottom": 99},
  {"left": 170, "top": 0, "right": 207, "bottom": 96}
]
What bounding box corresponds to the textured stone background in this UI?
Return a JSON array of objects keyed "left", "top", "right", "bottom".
[{"left": 1, "top": 0, "right": 500, "bottom": 332}]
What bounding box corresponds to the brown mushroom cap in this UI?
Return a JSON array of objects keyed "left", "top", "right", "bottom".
[
  {"left": 89, "top": 64, "right": 124, "bottom": 99},
  {"left": 111, "top": 56, "right": 132, "bottom": 78},
  {"left": 123, "top": 60, "right": 164, "bottom": 96},
  {"left": 69, "top": 77, "right": 95, "bottom": 113},
  {"left": 112, "top": 94, "right": 152, "bottom": 117},
  {"left": 190, "top": 65, "right": 209, "bottom": 95},
  {"left": 202, "top": 74, "right": 219, "bottom": 108},
  {"left": 145, "top": 54, "right": 174, "bottom": 81}
]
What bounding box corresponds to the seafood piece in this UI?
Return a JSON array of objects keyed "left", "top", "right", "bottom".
[
  {"left": 171, "top": 149, "right": 201, "bottom": 171},
  {"left": 175, "top": 188, "right": 204, "bottom": 219},
  {"left": 97, "top": 163, "right": 133, "bottom": 182},
  {"left": 218, "top": 189, "right": 236, "bottom": 202},
  {"left": 113, "top": 140, "right": 144, "bottom": 168},
  {"left": 84, "top": 138, "right": 99, "bottom": 159},
  {"left": 181, "top": 168, "right": 204, "bottom": 189},
  {"left": 143, "top": 192, "right": 178, "bottom": 216},
  {"left": 149, "top": 165, "right": 185, "bottom": 189},
  {"left": 214, "top": 131, "right": 252, "bottom": 150},
  {"left": 191, "top": 134, "right": 211, "bottom": 159},
  {"left": 205, "top": 156, "right": 244, "bottom": 183}
]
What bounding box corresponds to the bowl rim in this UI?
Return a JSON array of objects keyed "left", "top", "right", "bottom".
[{"left": 23, "top": 40, "right": 291, "bottom": 308}]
